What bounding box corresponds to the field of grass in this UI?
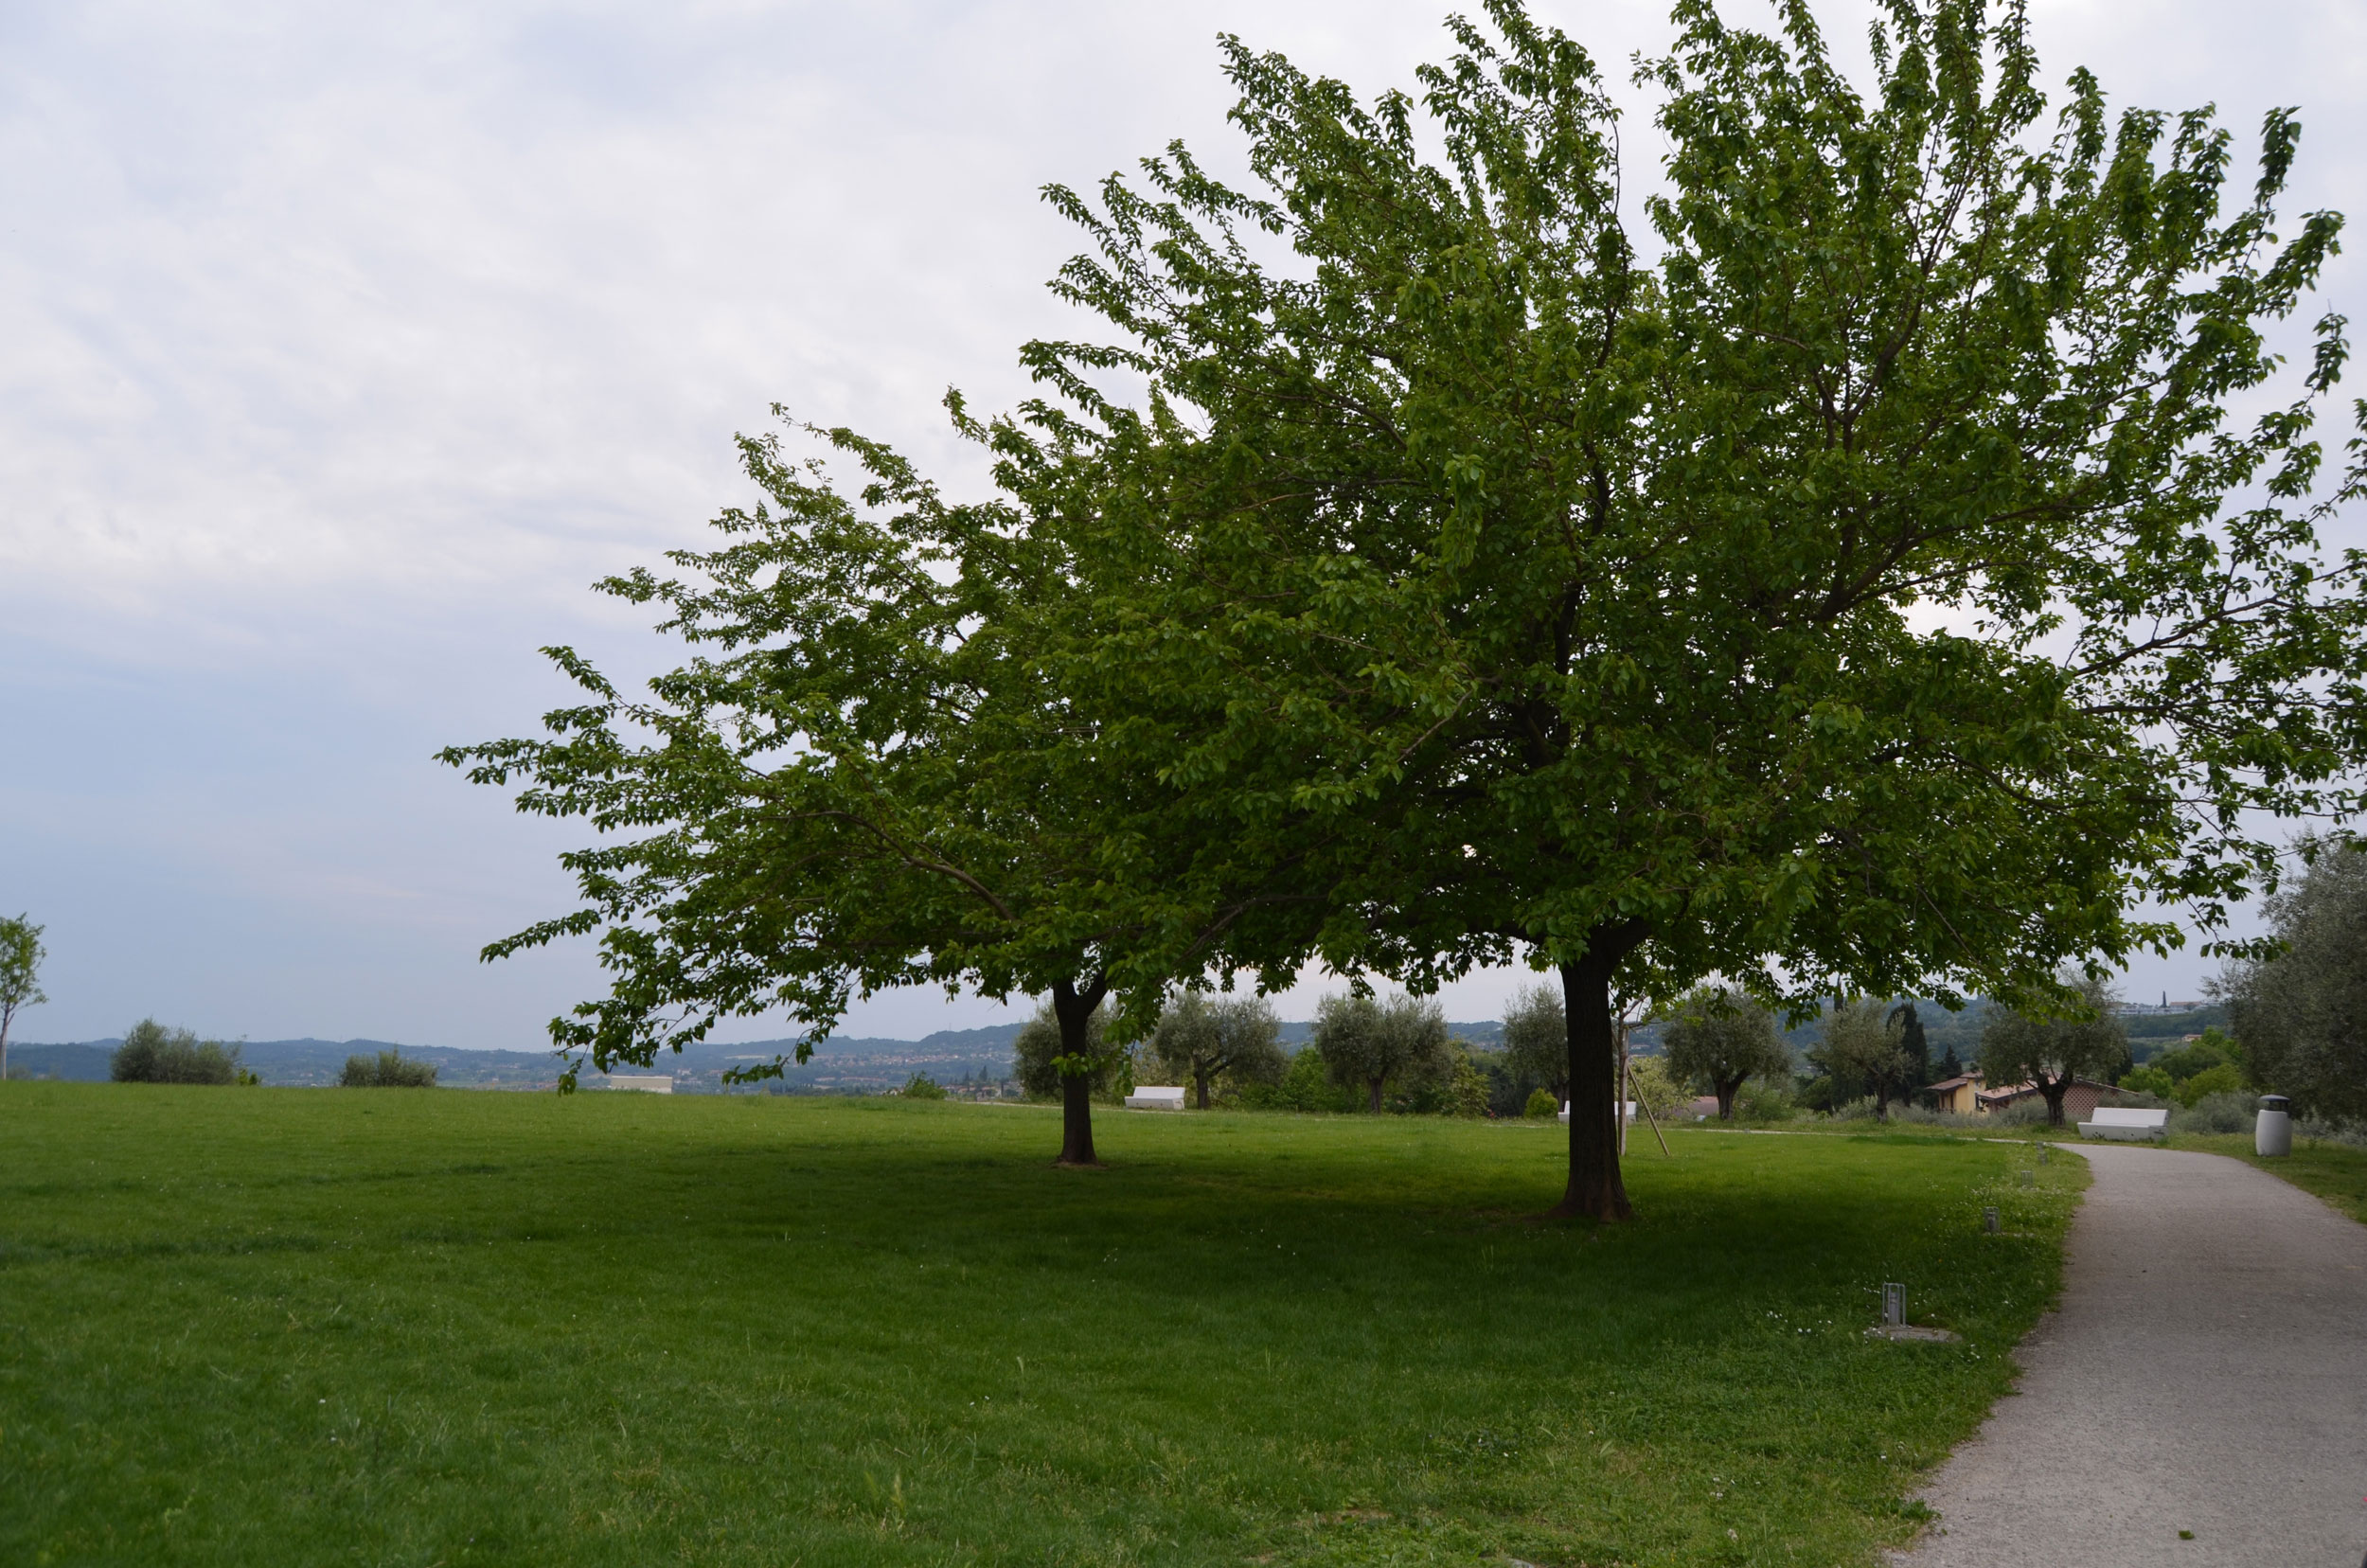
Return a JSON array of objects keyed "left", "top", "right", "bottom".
[
  {"left": 2168, "top": 1131, "right": 2367, "bottom": 1224},
  {"left": 0, "top": 1087, "right": 2085, "bottom": 1567}
]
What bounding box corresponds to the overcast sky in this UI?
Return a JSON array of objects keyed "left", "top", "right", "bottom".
[{"left": 4, "top": 0, "right": 2361, "bottom": 1049}]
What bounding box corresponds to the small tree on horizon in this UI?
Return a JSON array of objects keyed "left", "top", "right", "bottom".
[
  {"left": 0, "top": 915, "right": 46, "bottom": 1083},
  {"left": 1889, "top": 1004, "right": 1932, "bottom": 1095},
  {"left": 341, "top": 1050, "right": 436, "bottom": 1088},
  {"left": 1014, "top": 1001, "right": 1115, "bottom": 1102},
  {"left": 111, "top": 1021, "right": 242, "bottom": 1086}
]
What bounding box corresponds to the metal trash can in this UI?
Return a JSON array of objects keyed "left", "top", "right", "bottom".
[{"left": 2255, "top": 1094, "right": 2293, "bottom": 1158}]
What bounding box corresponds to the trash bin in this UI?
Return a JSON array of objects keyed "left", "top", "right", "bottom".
[{"left": 2255, "top": 1095, "right": 2292, "bottom": 1158}]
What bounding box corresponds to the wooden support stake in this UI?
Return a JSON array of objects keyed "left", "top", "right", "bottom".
[{"left": 1628, "top": 1059, "right": 1673, "bottom": 1157}]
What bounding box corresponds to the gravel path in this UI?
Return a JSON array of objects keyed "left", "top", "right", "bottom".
[{"left": 1899, "top": 1143, "right": 2367, "bottom": 1566}]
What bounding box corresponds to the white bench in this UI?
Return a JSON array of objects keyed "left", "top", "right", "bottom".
[
  {"left": 1125, "top": 1085, "right": 1187, "bottom": 1111},
  {"left": 2077, "top": 1106, "right": 2168, "bottom": 1141},
  {"left": 1557, "top": 1101, "right": 1638, "bottom": 1125}
]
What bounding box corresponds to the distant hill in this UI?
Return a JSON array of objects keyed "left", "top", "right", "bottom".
[{"left": 7, "top": 1043, "right": 116, "bottom": 1082}]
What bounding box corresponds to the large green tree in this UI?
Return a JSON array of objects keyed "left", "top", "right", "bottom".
[{"left": 1015, "top": 0, "right": 2367, "bottom": 1217}]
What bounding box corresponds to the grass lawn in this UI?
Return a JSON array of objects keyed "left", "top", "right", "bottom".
[
  {"left": 0, "top": 1087, "right": 2083, "bottom": 1568},
  {"left": 2167, "top": 1131, "right": 2367, "bottom": 1225}
]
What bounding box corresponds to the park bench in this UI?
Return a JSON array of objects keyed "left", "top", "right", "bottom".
[
  {"left": 2076, "top": 1106, "right": 2169, "bottom": 1141},
  {"left": 1124, "top": 1085, "right": 1187, "bottom": 1111}
]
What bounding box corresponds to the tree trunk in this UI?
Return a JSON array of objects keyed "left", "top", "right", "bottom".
[
  {"left": 2040, "top": 1076, "right": 2070, "bottom": 1128},
  {"left": 1550, "top": 927, "right": 1645, "bottom": 1221},
  {"left": 1052, "top": 973, "right": 1108, "bottom": 1167},
  {"left": 1194, "top": 1068, "right": 1211, "bottom": 1111},
  {"left": 1366, "top": 1077, "right": 1384, "bottom": 1114},
  {"left": 1716, "top": 1074, "right": 1741, "bottom": 1121},
  {"left": 1059, "top": 1071, "right": 1097, "bottom": 1164}
]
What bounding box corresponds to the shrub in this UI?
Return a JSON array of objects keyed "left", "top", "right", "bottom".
[
  {"left": 2118, "top": 1065, "right": 2175, "bottom": 1098},
  {"left": 340, "top": 1050, "right": 436, "bottom": 1088},
  {"left": 899, "top": 1073, "right": 948, "bottom": 1100},
  {"left": 1988, "top": 1098, "right": 2054, "bottom": 1128},
  {"left": 1239, "top": 1046, "right": 1361, "bottom": 1114},
  {"left": 1887, "top": 1104, "right": 1984, "bottom": 1130},
  {"left": 1523, "top": 1087, "right": 1560, "bottom": 1119},
  {"left": 2175, "top": 1061, "right": 2245, "bottom": 1107},
  {"left": 2175, "top": 1090, "right": 2255, "bottom": 1135},
  {"left": 111, "top": 1020, "right": 241, "bottom": 1085},
  {"left": 1445, "top": 1053, "right": 1491, "bottom": 1118},
  {"left": 1732, "top": 1078, "right": 1795, "bottom": 1123},
  {"left": 2296, "top": 1117, "right": 2367, "bottom": 1149}
]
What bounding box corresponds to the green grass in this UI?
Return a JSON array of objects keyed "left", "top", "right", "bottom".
[
  {"left": 0, "top": 1087, "right": 2084, "bottom": 1568},
  {"left": 2167, "top": 1131, "right": 2367, "bottom": 1224}
]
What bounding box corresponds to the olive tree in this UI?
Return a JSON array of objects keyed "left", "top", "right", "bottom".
[
  {"left": 2219, "top": 841, "right": 2367, "bottom": 1126},
  {"left": 1980, "top": 975, "right": 2130, "bottom": 1127},
  {"left": 1314, "top": 992, "right": 1450, "bottom": 1114},
  {"left": 1811, "top": 999, "right": 1913, "bottom": 1118},
  {"left": 1151, "top": 991, "right": 1287, "bottom": 1109},
  {"left": 1014, "top": 1000, "right": 1115, "bottom": 1101},
  {"left": 1658, "top": 986, "right": 1791, "bottom": 1121},
  {"left": 1498, "top": 984, "right": 1568, "bottom": 1101}
]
